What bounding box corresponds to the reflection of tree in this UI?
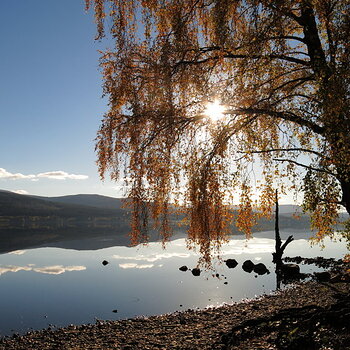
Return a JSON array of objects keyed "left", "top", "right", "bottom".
[
  {"left": 86, "top": 0, "right": 350, "bottom": 266},
  {"left": 275, "top": 266, "right": 282, "bottom": 291}
]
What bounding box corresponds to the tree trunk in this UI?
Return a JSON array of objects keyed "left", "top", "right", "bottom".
[
  {"left": 301, "top": 2, "right": 350, "bottom": 218},
  {"left": 340, "top": 177, "right": 350, "bottom": 215},
  {"left": 272, "top": 190, "right": 294, "bottom": 265}
]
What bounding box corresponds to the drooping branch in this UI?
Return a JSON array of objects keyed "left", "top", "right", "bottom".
[
  {"left": 269, "top": 76, "right": 315, "bottom": 93},
  {"left": 266, "top": 3, "right": 304, "bottom": 26},
  {"left": 238, "top": 148, "right": 327, "bottom": 158},
  {"left": 273, "top": 158, "right": 336, "bottom": 176},
  {"left": 225, "top": 108, "right": 325, "bottom": 135},
  {"left": 254, "top": 67, "right": 311, "bottom": 90},
  {"left": 88, "top": 0, "right": 350, "bottom": 266},
  {"left": 173, "top": 52, "right": 310, "bottom": 69}
]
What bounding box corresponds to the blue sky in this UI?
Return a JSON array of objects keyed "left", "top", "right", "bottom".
[
  {"left": 0, "top": 1, "right": 299, "bottom": 204},
  {"left": 0, "top": 0, "right": 123, "bottom": 197}
]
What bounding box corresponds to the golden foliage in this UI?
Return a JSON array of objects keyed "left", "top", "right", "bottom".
[
  {"left": 236, "top": 183, "right": 256, "bottom": 237},
  {"left": 87, "top": 0, "right": 350, "bottom": 264}
]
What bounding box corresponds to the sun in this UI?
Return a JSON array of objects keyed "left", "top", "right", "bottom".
[{"left": 204, "top": 100, "right": 226, "bottom": 122}]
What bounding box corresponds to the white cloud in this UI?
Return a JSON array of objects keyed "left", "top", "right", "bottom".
[
  {"left": 37, "top": 171, "right": 88, "bottom": 180},
  {"left": 0, "top": 168, "right": 88, "bottom": 181},
  {"left": 0, "top": 168, "right": 35, "bottom": 180},
  {"left": 11, "top": 190, "right": 29, "bottom": 195}
]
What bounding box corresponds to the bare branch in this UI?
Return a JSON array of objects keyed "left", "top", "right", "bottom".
[
  {"left": 273, "top": 158, "right": 336, "bottom": 176},
  {"left": 225, "top": 108, "right": 324, "bottom": 135},
  {"left": 239, "top": 148, "right": 326, "bottom": 158},
  {"left": 264, "top": 35, "right": 306, "bottom": 44},
  {"left": 266, "top": 3, "right": 304, "bottom": 25},
  {"left": 255, "top": 76, "right": 315, "bottom": 106},
  {"left": 253, "top": 68, "right": 310, "bottom": 92},
  {"left": 173, "top": 52, "right": 310, "bottom": 70}
]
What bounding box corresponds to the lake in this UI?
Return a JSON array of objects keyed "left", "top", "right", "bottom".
[{"left": 0, "top": 230, "right": 348, "bottom": 337}]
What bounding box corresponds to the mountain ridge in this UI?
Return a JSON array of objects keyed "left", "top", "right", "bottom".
[
  {"left": 0, "top": 189, "right": 302, "bottom": 213},
  {"left": 0, "top": 190, "right": 124, "bottom": 217}
]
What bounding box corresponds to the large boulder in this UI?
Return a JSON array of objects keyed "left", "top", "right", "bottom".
[
  {"left": 253, "top": 263, "right": 269, "bottom": 275},
  {"left": 242, "top": 260, "right": 255, "bottom": 273},
  {"left": 225, "top": 259, "right": 238, "bottom": 269},
  {"left": 314, "top": 271, "right": 331, "bottom": 282}
]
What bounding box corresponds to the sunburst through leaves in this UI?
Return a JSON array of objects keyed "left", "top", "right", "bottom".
[{"left": 86, "top": 0, "right": 350, "bottom": 266}]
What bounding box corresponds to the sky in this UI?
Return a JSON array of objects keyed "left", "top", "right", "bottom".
[
  {"left": 0, "top": 0, "right": 123, "bottom": 197},
  {"left": 0, "top": 1, "right": 299, "bottom": 204}
]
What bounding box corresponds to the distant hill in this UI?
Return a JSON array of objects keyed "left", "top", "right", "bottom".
[
  {"left": 0, "top": 189, "right": 304, "bottom": 215},
  {"left": 0, "top": 190, "right": 124, "bottom": 217},
  {"left": 0, "top": 190, "right": 130, "bottom": 253},
  {"left": 38, "top": 194, "right": 125, "bottom": 210},
  {"left": 1, "top": 189, "right": 348, "bottom": 253},
  {"left": 2, "top": 189, "right": 347, "bottom": 235},
  {"left": 274, "top": 204, "right": 302, "bottom": 214}
]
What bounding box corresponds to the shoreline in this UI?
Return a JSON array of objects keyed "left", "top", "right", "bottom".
[{"left": 1, "top": 266, "right": 349, "bottom": 349}]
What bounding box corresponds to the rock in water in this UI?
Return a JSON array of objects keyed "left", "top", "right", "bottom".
[
  {"left": 225, "top": 259, "right": 238, "bottom": 269},
  {"left": 242, "top": 260, "right": 255, "bottom": 273},
  {"left": 253, "top": 263, "right": 269, "bottom": 275},
  {"left": 102, "top": 260, "right": 109, "bottom": 266},
  {"left": 281, "top": 263, "right": 300, "bottom": 276},
  {"left": 191, "top": 268, "right": 201, "bottom": 276},
  {"left": 179, "top": 265, "right": 188, "bottom": 272}
]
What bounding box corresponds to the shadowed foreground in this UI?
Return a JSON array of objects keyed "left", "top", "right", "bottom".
[{"left": 1, "top": 264, "right": 349, "bottom": 350}]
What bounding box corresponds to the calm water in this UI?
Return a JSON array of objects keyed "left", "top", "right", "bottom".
[{"left": 0, "top": 230, "right": 348, "bottom": 336}]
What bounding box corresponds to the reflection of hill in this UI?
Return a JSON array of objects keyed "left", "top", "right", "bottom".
[
  {"left": 0, "top": 225, "right": 173, "bottom": 254},
  {"left": 0, "top": 191, "right": 130, "bottom": 254},
  {"left": 0, "top": 228, "right": 132, "bottom": 254}
]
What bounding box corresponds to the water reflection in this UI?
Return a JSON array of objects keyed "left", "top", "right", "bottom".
[
  {"left": 113, "top": 252, "right": 191, "bottom": 262},
  {"left": 0, "top": 264, "right": 86, "bottom": 276},
  {"left": 0, "top": 231, "right": 347, "bottom": 337},
  {"left": 8, "top": 250, "right": 27, "bottom": 255},
  {"left": 0, "top": 265, "right": 32, "bottom": 276},
  {"left": 33, "top": 265, "right": 86, "bottom": 275},
  {"left": 119, "top": 263, "right": 155, "bottom": 269}
]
